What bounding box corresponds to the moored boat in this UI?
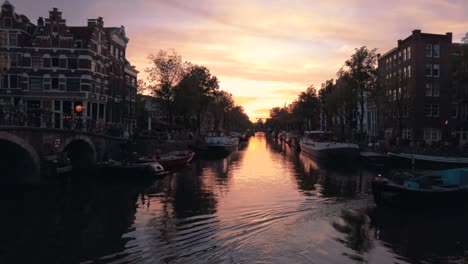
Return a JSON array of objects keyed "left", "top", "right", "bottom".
[
  {"left": 388, "top": 152, "right": 468, "bottom": 169},
  {"left": 98, "top": 160, "right": 167, "bottom": 177},
  {"left": 299, "top": 131, "right": 359, "bottom": 163},
  {"left": 199, "top": 132, "right": 238, "bottom": 157},
  {"left": 372, "top": 168, "right": 468, "bottom": 208},
  {"left": 157, "top": 150, "right": 195, "bottom": 168}
]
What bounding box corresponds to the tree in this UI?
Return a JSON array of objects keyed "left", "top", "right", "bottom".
[
  {"left": 342, "top": 46, "right": 378, "bottom": 139},
  {"left": 291, "top": 85, "right": 320, "bottom": 131},
  {"left": 175, "top": 64, "right": 220, "bottom": 132},
  {"left": 146, "top": 49, "right": 185, "bottom": 123},
  {"left": 137, "top": 79, "right": 147, "bottom": 94}
]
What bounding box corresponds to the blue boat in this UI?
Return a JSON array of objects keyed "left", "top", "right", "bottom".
[{"left": 372, "top": 168, "right": 468, "bottom": 207}]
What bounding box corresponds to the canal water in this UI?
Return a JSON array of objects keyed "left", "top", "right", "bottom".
[{"left": 2, "top": 134, "right": 468, "bottom": 263}]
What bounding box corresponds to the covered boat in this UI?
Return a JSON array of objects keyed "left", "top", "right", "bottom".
[
  {"left": 372, "top": 168, "right": 468, "bottom": 207},
  {"left": 388, "top": 152, "right": 468, "bottom": 169},
  {"left": 199, "top": 132, "right": 238, "bottom": 157},
  {"left": 299, "top": 131, "right": 359, "bottom": 163}
]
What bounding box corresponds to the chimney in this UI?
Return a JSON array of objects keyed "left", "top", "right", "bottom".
[
  {"left": 37, "top": 17, "right": 44, "bottom": 26},
  {"left": 446, "top": 32, "right": 453, "bottom": 42},
  {"left": 97, "top": 16, "right": 104, "bottom": 27},
  {"left": 87, "top": 18, "right": 97, "bottom": 27}
]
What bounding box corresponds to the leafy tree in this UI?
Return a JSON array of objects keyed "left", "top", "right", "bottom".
[
  {"left": 291, "top": 85, "right": 320, "bottom": 131},
  {"left": 137, "top": 79, "right": 147, "bottom": 94},
  {"left": 342, "top": 46, "right": 378, "bottom": 138},
  {"left": 175, "top": 64, "right": 219, "bottom": 132},
  {"left": 146, "top": 49, "right": 185, "bottom": 123}
]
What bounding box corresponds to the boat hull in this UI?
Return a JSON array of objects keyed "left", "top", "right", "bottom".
[
  {"left": 300, "top": 143, "right": 359, "bottom": 164},
  {"left": 372, "top": 179, "right": 468, "bottom": 208},
  {"left": 98, "top": 162, "right": 167, "bottom": 177},
  {"left": 158, "top": 151, "right": 195, "bottom": 168},
  {"left": 388, "top": 153, "right": 468, "bottom": 170}
]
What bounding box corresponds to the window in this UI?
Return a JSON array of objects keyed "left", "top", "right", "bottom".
[
  {"left": 30, "top": 77, "right": 42, "bottom": 91},
  {"left": 425, "top": 64, "right": 432, "bottom": 76},
  {"left": 4, "top": 17, "right": 12, "bottom": 28},
  {"left": 54, "top": 101, "right": 61, "bottom": 111},
  {"left": 10, "top": 75, "right": 17, "bottom": 88},
  {"left": 52, "top": 25, "right": 58, "bottom": 33},
  {"left": 23, "top": 56, "right": 32, "bottom": 67},
  {"left": 21, "top": 76, "right": 29, "bottom": 90},
  {"left": 59, "top": 78, "right": 66, "bottom": 90},
  {"left": 32, "top": 57, "right": 42, "bottom": 70},
  {"left": 66, "top": 78, "right": 80, "bottom": 91},
  {"left": 433, "top": 64, "right": 440, "bottom": 77},
  {"left": 75, "top": 40, "right": 82, "bottom": 48},
  {"left": 408, "top": 47, "right": 411, "bottom": 59},
  {"left": 425, "top": 104, "right": 432, "bottom": 117},
  {"left": 43, "top": 58, "right": 51, "bottom": 68},
  {"left": 426, "top": 44, "right": 432, "bottom": 57},
  {"left": 43, "top": 77, "right": 51, "bottom": 90},
  {"left": 8, "top": 33, "right": 17, "bottom": 46},
  {"left": 403, "top": 67, "right": 407, "bottom": 79},
  {"left": 451, "top": 103, "right": 458, "bottom": 118},
  {"left": 425, "top": 83, "right": 433, "bottom": 96},
  {"left": 433, "top": 44, "right": 440, "bottom": 58},
  {"left": 403, "top": 49, "right": 407, "bottom": 61},
  {"left": 0, "top": 32, "right": 6, "bottom": 45},
  {"left": 408, "top": 65, "right": 411, "bottom": 78},
  {"left": 398, "top": 51, "right": 402, "bottom": 64},
  {"left": 51, "top": 78, "right": 59, "bottom": 90},
  {"left": 433, "top": 83, "right": 439, "bottom": 97},
  {"left": 52, "top": 58, "right": 59, "bottom": 68},
  {"left": 68, "top": 58, "right": 77, "bottom": 69},
  {"left": 9, "top": 53, "right": 18, "bottom": 67},
  {"left": 424, "top": 128, "right": 441, "bottom": 143},
  {"left": 402, "top": 128, "right": 412, "bottom": 140},
  {"left": 1, "top": 75, "right": 18, "bottom": 89},
  {"left": 1, "top": 75, "right": 7, "bottom": 88},
  {"left": 59, "top": 58, "right": 67, "bottom": 68},
  {"left": 432, "top": 104, "right": 439, "bottom": 117}
]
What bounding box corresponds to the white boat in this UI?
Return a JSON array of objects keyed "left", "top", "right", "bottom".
[
  {"left": 299, "top": 131, "right": 359, "bottom": 163},
  {"left": 200, "top": 132, "right": 238, "bottom": 157}
]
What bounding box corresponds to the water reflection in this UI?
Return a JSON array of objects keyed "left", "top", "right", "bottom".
[{"left": 4, "top": 135, "right": 468, "bottom": 263}]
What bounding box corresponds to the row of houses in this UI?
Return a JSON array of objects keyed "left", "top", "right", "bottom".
[
  {"left": 323, "top": 29, "right": 468, "bottom": 146},
  {"left": 0, "top": 1, "right": 138, "bottom": 136}
]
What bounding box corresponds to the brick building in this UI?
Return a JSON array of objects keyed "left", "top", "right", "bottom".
[
  {"left": 377, "top": 30, "right": 456, "bottom": 144},
  {"left": 0, "top": 1, "right": 137, "bottom": 135}
]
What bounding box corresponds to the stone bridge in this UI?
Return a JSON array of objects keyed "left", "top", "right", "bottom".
[{"left": 0, "top": 127, "right": 127, "bottom": 183}]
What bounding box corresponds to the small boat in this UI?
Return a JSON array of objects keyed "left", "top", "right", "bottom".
[
  {"left": 98, "top": 160, "right": 167, "bottom": 177},
  {"left": 299, "top": 131, "right": 359, "bottom": 163},
  {"left": 388, "top": 152, "right": 468, "bottom": 169},
  {"left": 372, "top": 168, "right": 468, "bottom": 207},
  {"left": 157, "top": 150, "right": 195, "bottom": 168}
]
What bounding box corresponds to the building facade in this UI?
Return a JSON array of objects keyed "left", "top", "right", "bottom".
[
  {"left": 0, "top": 1, "right": 137, "bottom": 135},
  {"left": 378, "top": 30, "right": 455, "bottom": 143}
]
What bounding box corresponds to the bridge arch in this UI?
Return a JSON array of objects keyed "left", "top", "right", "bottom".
[
  {"left": 0, "top": 132, "right": 40, "bottom": 183},
  {"left": 61, "top": 135, "right": 97, "bottom": 170}
]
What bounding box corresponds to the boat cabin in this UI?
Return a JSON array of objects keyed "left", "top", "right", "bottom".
[{"left": 303, "top": 131, "right": 332, "bottom": 142}]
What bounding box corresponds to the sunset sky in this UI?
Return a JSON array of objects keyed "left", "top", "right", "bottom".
[{"left": 11, "top": 0, "right": 468, "bottom": 121}]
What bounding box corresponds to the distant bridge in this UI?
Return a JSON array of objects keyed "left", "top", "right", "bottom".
[{"left": 0, "top": 126, "right": 127, "bottom": 183}]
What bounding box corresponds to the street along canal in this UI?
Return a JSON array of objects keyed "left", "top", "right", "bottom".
[{"left": 2, "top": 134, "right": 468, "bottom": 263}]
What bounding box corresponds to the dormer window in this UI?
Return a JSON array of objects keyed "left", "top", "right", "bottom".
[{"left": 4, "top": 17, "right": 12, "bottom": 28}]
